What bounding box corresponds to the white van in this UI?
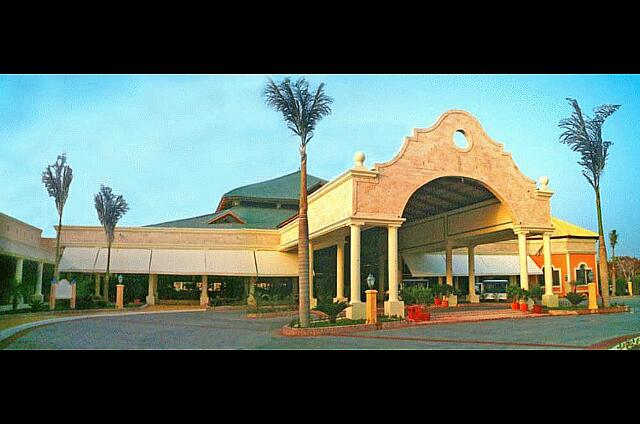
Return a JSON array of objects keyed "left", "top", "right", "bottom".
[{"left": 476, "top": 279, "right": 509, "bottom": 301}]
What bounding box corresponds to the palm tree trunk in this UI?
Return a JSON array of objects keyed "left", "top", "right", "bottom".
[
  {"left": 611, "top": 246, "right": 616, "bottom": 296},
  {"left": 595, "top": 187, "right": 610, "bottom": 307},
  {"left": 54, "top": 211, "right": 63, "bottom": 281},
  {"left": 103, "top": 241, "right": 111, "bottom": 302},
  {"left": 298, "top": 149, "right": 311, "bottom": 328}
]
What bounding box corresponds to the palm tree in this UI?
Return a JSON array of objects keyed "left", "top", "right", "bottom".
[
  {"left": 264, "top": 77, "right": 333, "bottom": 328},
  {"left": 559, "top": 98, "right": 620, "bottom": 307},
  {"left": 94, "top": 185, "right": 129, "bottom": 302},
  {"left": 610, "top": 229, "right": 618, "bottom": 294},
  {"left": 42, "top": 153, "right": 73, "bottom": 281}
]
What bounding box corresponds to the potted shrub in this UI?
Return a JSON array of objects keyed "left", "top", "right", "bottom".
[
  {"left": 528, "top": 286, "right": 544, "bottom": 314},
  {"left": 507, "top": 284, "right": 521, "bottom": 311},
  {"left": 433, "top": 284, "right": 443, "bottom": 306},
  {"left": 519, "top": 289, "right": 529, "bottom": 312},
  {"left": 441, "top": 285, "right": 454, "bottom": 307}
]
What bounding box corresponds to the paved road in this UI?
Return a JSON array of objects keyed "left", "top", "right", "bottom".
[{"left": 4, "top": 297, "right": 640, "bottom": 349}]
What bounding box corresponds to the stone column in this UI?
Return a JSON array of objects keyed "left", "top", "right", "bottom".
[
  {"left": 377, "top": 231, "right": 386, "bottom": 299},
  {"left": 542, "top": 232, "right": 559, "bottom": 307},
  {"left": 516, "top": 230, "right": 529, "bottom": 289},
  {"left": 565, "top": 253, "right": 572, "bottom": 294},
  {"left": 347, "top": 223, "right": 366, "bottom": 319},
  {"left": 200, "top": 275, "right": 209, "bottom": 307},
  {"left": 33, "top": 262, "right": 44, "bottom": 302},
  {"left": 445, "top": 244, "right": 453, "bottom": 286},
  {"left": 468, "top": 246, "right": 479, "bottom": 303},
  {"left": 309, "top": 241, "right": 317, "bottom": 308},
  {"left": 95, "top": 274, "right": 101, "bottom": 297},
  {"left": 14, "top": 257, "right": 24, "bottom": 304},
  {"left": 146, "top": 274, "right": 157, "bottom": 305},
  {"left": 334, "top": 240, "right": 346, "bottom": 302},
  {"left": 384, "top": 225, "right": 404, "bottom": 317},
  {"left": 247, "top": 276, "right": 256, "bottom": 306}
]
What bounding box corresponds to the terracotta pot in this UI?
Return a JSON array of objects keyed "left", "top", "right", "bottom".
[
  {"left": 533, "top": 304, "right": 543, "bottom": 314},
  {"left": 519, "top": 302, "right": 528, "bottom": 312},
  {"left": 434, "top": 297, "right": 442, "bottom": 306},
  {"left": 442, "top": 298, "right": 449, "bottom": 307},
  {"left": 511, "top": 302, "right": 519, "bottom": 310}
]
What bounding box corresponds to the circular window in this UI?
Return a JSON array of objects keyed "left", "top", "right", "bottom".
[{"left": 453, "top": 129, "right": 470, "bottom": 150}]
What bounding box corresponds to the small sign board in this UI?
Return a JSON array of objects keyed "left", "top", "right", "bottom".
[{"left": 56, "top": 279, "right": 73, "bottom": 299}]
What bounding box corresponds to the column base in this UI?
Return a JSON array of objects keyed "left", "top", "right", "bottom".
[
  {"left": 333, "top": 297, "right": 348, "bottom": 303},
  {"left": 447, "top": 295, "right": 458, "bottom": 307},
  {"left": 200, "top": 296, "right": 209, "bottom": 307},
  {"left": 346, "top": 302, "right": 366, "bottom": 319},
  {"left": 384, "top": 300, "right": 405, "bottom": 318},
  {"left": 468, "top": 293, "right": 480, "bottom": 304},
  {"left": 32, "top": 293, "right": 44, "bottom": 303},
  {"left": 310, "top": 297, "right": 318, "bottom": 309},
  {"left": 146, "top": 295, "right": 156, "bottom": 305},
  {"left": 542, "top": 294, "right": 559, "bottom": 308}
]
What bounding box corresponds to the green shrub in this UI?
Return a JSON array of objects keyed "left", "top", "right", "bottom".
[
  {"left": 566, "top": 292, "right": 585, "bottom": 307},
  {"left": 506, "top": 284, "right": 521, "bottom": 302},
  {"left": 313, "top": 300, "right": 350, "bottom": 323},
  {"left": 29, "top": 298, "right": 47, "bottom": 312},
  {"left": 615, "top": 279, "right": 627, "bottom": 296},
  {"left": 528, "top": 286, "right": 544, "bottom": 303},
  {"left": 402, "top": 285, "right": 434, "bottom": 306}
]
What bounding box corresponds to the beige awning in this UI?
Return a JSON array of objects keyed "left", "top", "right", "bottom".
[
  {"left": 58, "top": 247, "right": 99, "bottom": 273},
  {"left": 404, "top": 253, "right": 542, "bottom": 277},
  {"left": 254, "top": 250, "right": 298, "bottom": 277},
  {"left": 205, "top": 250, "right": 257, "bottom": 276},
  {"left": 149, "top": 249, "right": 206, "bottom": 275},
  {"left": 94, "top": 248, "right": 151, "bottom": 274}
]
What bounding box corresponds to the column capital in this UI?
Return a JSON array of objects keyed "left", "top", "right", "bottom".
[{"left": 513, "top": 228, "right": 530, "bottom": 236}]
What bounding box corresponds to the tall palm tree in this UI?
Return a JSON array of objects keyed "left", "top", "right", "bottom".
[
  {"left": 94, "top": 185, "right": 129, "bottom": 302},
  {"left": 559, "top": 98, "right": 620, "bottom": 307},
  {"left": 610, "top": 229, "right": 618, "bottom": 294},
  {"left": 264, "top": 77, "right": 333, "bottom": 328},
  {"left": 42, "top": 153, "right": 73, "bottom": 281}
]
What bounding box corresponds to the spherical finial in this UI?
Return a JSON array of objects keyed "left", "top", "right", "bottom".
[
  {"left": 354, "top": 151, "right": 366, "bottom": 168},
  {"left": 539, "top": 176, "right": 549, "bottom": 190}
]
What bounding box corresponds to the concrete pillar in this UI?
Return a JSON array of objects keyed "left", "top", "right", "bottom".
[
  {"left": 116, "top": 284, "right": 124, "bottom": 309},
  {"left": 377, "top": 231, "right": 386, "bottom": 299},
  {"left": 565, "top": 253, "right": 572, "bottom": 294},
  {"left": 14, "top": 257, "right": 24, "bottom": 304},
  {"left": 309, "top": 241, "right": 317, "bottom": 308},
  {"left": 445, "top": 244, "right": 453, "bottom": 286},
  {"left": 146, "top": 274, "right": 157, "bottom": 305},
  {"left": 95, "top": 274, "right": 101, "bottom": 297},
  {"left": 438, "top": 276, "right": 443, "bottom": 285},
  {"left": 33, "top": 262, "right": 44, "bottom": 302},
  {"left": 347, "top": 223, "right": 366, "bottom": 319},
  {"left": 468, "top": 246, "right": 479, "bottom": 303},
  {"left": 247, "top": 276, "right": 256, "bottom": 306},
  {"left": 542, "top": 232, "right": 558, "bottom": 307},
  {"left": 384, "top": 225, "right": 404, "bottom": 317},
  {"left": 335, "top": 240, "right": 346, "bottom": 302},
  {"left": 200, "top": 275, "right": 209, "bottom": 307},
  {"left": 516, "top": 230, "right": 529, "bottom": 290}
]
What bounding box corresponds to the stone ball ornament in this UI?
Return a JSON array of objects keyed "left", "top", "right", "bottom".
[
  {"left": 354, "top": 151, "right": 366, "bottom": 168},
  {"left": 538, "top": 176, "right": 549, "bottom": 190}
]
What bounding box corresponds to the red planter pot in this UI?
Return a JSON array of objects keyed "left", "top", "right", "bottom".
[
  {"left": 442, "top": 299, "right": 449, "bottom": 307},
  {"left": 533, "top": 304, "right": 543, "bottom": 314},
  {"left": 511, "top": 302, "right": 519, "bottom": 310},
  {"left": 434, "top": 297, "right": 442, "bottom": 306},
  {"left": 519, "top": 302, "right": 528, "bottom": 312}
]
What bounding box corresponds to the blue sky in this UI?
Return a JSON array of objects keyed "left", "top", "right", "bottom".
[{"left": 1, "top": 74, "right": 638, "bottom": 256}]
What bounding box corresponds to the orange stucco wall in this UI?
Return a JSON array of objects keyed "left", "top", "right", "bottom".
[{"left": 530, "top": 252, "right": 597, "bottom": 296}]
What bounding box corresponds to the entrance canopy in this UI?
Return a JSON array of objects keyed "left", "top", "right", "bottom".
[
  {"left": 403, "top": 253, "right": 542, "bottom": 277},
  {"left": 59, "top": 246, "right": 297, "bottom": 277}
]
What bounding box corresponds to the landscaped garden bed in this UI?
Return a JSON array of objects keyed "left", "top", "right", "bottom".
[
  {"left": 280, "top": 316, "right": 406, "bottom": 337},
  {"left": 547, "top": 305, "right": 629, "bottom": 315}
]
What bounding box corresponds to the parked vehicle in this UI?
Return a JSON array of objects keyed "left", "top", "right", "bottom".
[{"left": 476, "top": 279, "right": 509, "bottom": 301}]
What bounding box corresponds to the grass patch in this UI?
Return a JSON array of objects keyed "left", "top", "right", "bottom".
[{"left": 290, "top": 315, "right": 404, "bottom": 328}]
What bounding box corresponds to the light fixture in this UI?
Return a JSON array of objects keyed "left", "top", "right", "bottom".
[
  {"left": 366, "top": 273, "right": 375, "bottom": 289},
  {"left": 117, "top": 274, "right": 123, "bottom": 284}
]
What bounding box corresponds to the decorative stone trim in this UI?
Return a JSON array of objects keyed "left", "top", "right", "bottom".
[
  {"left": 547, "top": 306, "right": 629, "bottom": 316},
  {"left": 280, "top": 319, "right": 410, "bottom": 337}
]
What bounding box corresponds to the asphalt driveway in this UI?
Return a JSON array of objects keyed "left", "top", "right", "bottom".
[{"left": 3, "top": 297, "right": 639, "bottom": 349}]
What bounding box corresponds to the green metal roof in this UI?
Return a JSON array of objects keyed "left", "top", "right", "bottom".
[
  {"left": 146, "top": 206, "right": 298, "bottom": 229},
  {"left": 222, "top": 171, "right": 326, "bottom": 201}
]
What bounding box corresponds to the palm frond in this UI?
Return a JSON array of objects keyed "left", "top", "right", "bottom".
[
  {"left": 94, "top": 185, "right": 129, "bottom": 244},
  {"left": 42, "top": 154, "right": 73, "bottom": 216}
]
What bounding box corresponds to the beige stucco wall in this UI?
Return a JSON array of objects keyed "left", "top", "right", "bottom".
[
  {"left": 59, "top": 226, "right": 281, "bottom": 251},
  {"left": 353, "top": 110, "right": 553, "bottom": 232},
  {"left": 0, "top": 212, "right": 55, "bottom": 262}
]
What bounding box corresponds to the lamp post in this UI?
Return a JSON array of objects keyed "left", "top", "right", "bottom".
[
  {"left": 116, "top": 274, "right": 125, "bottom": 309},
  {"left": 365, "top": 273, "right": 377, "bottom": 324}
]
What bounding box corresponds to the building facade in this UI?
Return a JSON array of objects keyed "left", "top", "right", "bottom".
[{"left": 1, "top": 110, "right": 600, "bottom": 316}]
